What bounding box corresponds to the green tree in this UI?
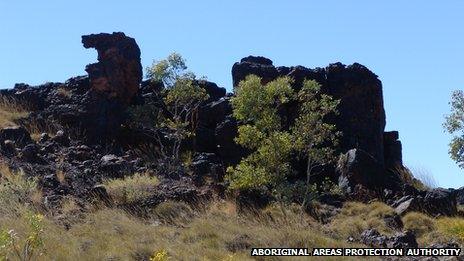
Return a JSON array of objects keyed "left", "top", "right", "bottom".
[
  {"left": 444, "top": 90, "right": 464, "bottom": 168},
  {"left": 130, "top": 53, "right": 208, "bottom": 173},
  {"left": 226, "top": 75, "right": 340, "bottom": 205}
]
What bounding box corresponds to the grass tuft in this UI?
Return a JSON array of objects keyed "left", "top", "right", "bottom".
[{"left": 103, "top": 172, "right": 160, "bottom": 205}]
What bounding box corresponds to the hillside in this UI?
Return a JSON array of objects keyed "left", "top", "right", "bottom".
[{"left": 0, "top": 32, "right": 463, "bottom": 260}]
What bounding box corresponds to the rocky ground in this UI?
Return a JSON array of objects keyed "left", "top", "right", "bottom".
[{"left": 0, "top": 32, "right": 464, "bottom": 260}]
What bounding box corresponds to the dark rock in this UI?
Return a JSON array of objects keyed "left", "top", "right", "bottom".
[
  {"left": 21, "top": 144, "right": 39, "bottom": 162},
  {"left": 361, "top": 229, "right": 417, "bottom": 248},
  {"left": 423, "top": 188, "right": 457, "bottom": 217},
  {"left": 52, "top": 130, "right": 70, "bottom": 146},
  {"left": 195, "top": 98, "right": 233, "bottom": 152},
  {"left": 38, "top": 133, "right": 50, "bottom": 143},
  {"left": 195, "top": 80, "right": 226, "bottom": 102},
  {"left": 232, "top": 56, "right": 279, "bottom": 87},
  {"left": 191, "top": 153, "right": 224, "bottom": 186},
  {"left": 89, "top": 184, "right": 111, "bottom": 205},
  {"left": 2, "top": 140, "right": 16, "bottom": 155},
  {"left": 454, "top": 187, "right": 464, "bottom": 205},
  {"left": 82, "top": 32, "right": 142, "bottom": 105},
  {"left": 392, "top": 196, "right": 423, "bottom": 216},
  {"left": 215, "top": 117, "right": 247, "bottom": 166},
  {"left": 384, "top": 131, "right": 403, "bottom": 170},
  {"left": 392, "top": 189, "right": 457, "bottom": 217},
  {"left": 383, "top": 214, "right": 404, "bottom": 230},
  {"left": 236, "top": 189, "right": 272, "bottom": 211},
  {"left": 360, "top": 229, "right": 388, "bottom": 247},
  {"left": 388, "top": 230, "right": 418, "bottom": 248},
  {"left": 337, "top": 149, "right": 396, "bottom": 192},
  {"left": 0, "top": 126, "right": 32, "bottom": 148}
]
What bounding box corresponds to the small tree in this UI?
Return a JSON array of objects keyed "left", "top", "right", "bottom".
[
  {"left": 130, "top": 53, "right": 208, "bottom": 174},
  {"left": 226, "top": 75, "right": 339, "bottom": 205},
  {"left": 444, "top": 90, "right": 464, "bottom": 168}
]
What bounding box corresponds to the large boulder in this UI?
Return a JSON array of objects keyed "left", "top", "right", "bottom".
[
  {"left": 0, "top": 126, "right": 33, "bottom": 148},
  {"left": 82, "top": 32, "right": 143, "bottom": 105},
  {"left": 392, "top": 188, "right": 457, "bottom": 217},
  {"left": 195, "top": 98, "right": 233, "bottom": 153},
  {"left": 337, "top": 149, "right": 400, "bottom": 192},
  {"left": 423, "top": 188, "right": 457, "bottom": 216}
]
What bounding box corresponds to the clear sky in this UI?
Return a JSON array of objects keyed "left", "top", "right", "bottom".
[{"left": 1, "top": 1, "right": 463, "bottom": 188}]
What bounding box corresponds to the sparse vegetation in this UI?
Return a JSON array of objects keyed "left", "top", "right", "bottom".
[
  {"left": 130, "top": 53, "right": 208, "bottom": 176},
  {"left": 103, "top": 172, "right": 160, "bottom": 205},
  {"left": 0, "top": 165, "right": 462, "bottom": 260},
  {"left": 444, "top": 90, "right": 464, "bottom": 168},
  {"left": 0, "top": 96, "right": 29, "bottom": 128}
]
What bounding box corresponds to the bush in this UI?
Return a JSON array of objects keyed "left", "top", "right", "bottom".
[
  {"left": 0, "top": 96, "right": 29, "bottom": 128},
  {"left": 403, "top": 212, "right": 436, "bottom": 237},
  {"left": 0, "top": 164, "right": 41, "bottom": 216},
  {"left": 327, "top": 202, "right": 395, "bottom": 240},
  {"left": 104, "top": 172, "right": 159, "bottom": 205},
  {"left": 436, "top": 217, "right": 464, "bottom": 242}
]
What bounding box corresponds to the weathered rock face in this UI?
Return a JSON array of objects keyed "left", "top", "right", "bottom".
[
  {"left": 82, "top": 32, "right": 143, "bottom": 105},
  {"left": 392, "top": 188, "right": 457, "bottom": 217},
  {"left": 232, "top": 57, "right": 389, "bottom": 167}
]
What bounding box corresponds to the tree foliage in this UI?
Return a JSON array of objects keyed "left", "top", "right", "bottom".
[
  {"left": 130, "top": 53, "right": 208, "bottom": 172},
  {"left": 444, "top": 90, "right": 464, "bottom": 168},
  {"left": 226, "top": 75, "right": 340, "bottom": 201}
]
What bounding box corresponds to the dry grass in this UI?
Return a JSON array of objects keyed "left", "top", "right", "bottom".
[
  {"left": 403, "top": 212, "right": 436, "bottom": 239},
  {"left": 325, "top": 201, "right": 396, "bottom": 240},
  {"left": 396, "top": 166, "right": 429, "bottom": 191},
  {"left": 103, "top": 172, "right": 160, "bottom": 205},
  {"left": 0, "top": 164, "right": 463, "bottom": 260},
  {"left": 0, "top": 96, "right": 29, "bottom": 128},
  {"left": 56, "top": 87, "right": 72, "bottom": 99}
]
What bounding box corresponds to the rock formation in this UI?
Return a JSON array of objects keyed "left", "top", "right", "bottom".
[
  {"left": 230, "top": 56, "right": 403, "bottom": 191},
  {"left": 82, "top": 32, "right": 142, "bottom": 105},
  {"left": 0, "top": 33, "right": 458, "bottom": 218}
]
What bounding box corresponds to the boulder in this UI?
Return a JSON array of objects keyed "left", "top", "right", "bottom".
[
  {"left": 423, "top": 188, "right": 457, "bottom": 217},
  {"left": 361, "top": 229, "right": 417, "bottom": 248},
  {"left": 383, "top": 213, "right": 404, "bottom": 230},
  {"left": 215, "top": 116, "right": 248, "bottom": 166},
  {"left": 195, "top": 80, "right": 226, "bottom": 103},
  {"left": 392, "top": 196, "right": 423, "bottom": 216},
  {"left": 82, "top": 32, "right": 142, "bottom": 105},
  {"left": 392, "top": 189, "right": 457, "bottom": 217},
  {"left": 232, "top": 56, "right": 279, "bottom": 87},
  {"left": 0, "top": 126, "right": 33, "bottom": 148},
  {"left": 195, "top": 98, "right": 233, "bottom": 152},
  {"left": 337, "top": 149, "right": 385, "bottom": 192},
  {"left": 384, "top": 131, "right": 403, "bottom": 174},
  {"left": 191, "top": 153, "right": 224, "bottom": 186},
  {"left": 454, "top": 187, "right": 464, "bottom": 205}
]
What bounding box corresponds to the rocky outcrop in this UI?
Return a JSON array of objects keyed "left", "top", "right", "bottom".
[
  {"left": 82, "top": 32, "right": 142, "bottom": 105},
  {"left": 232, "top": 56, "right": 405, "bottom": 193},
  {"left": 361, "top": 229, "right": 418, "bottom": 248},
  {"left": 392, "top": 188, "right": 457, "bottom": 217}
]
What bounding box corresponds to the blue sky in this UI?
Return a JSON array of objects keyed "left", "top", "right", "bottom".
[{"left": 1, "top": 1, "right": 463, "bottom": 188}]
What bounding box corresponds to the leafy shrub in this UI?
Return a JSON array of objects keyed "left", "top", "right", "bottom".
[
  {"left": 226, "top": 75, "right": 339, "bottom": 208},
  {"left": 0, "top": 212, "right": 44, "bottom": 261}
]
